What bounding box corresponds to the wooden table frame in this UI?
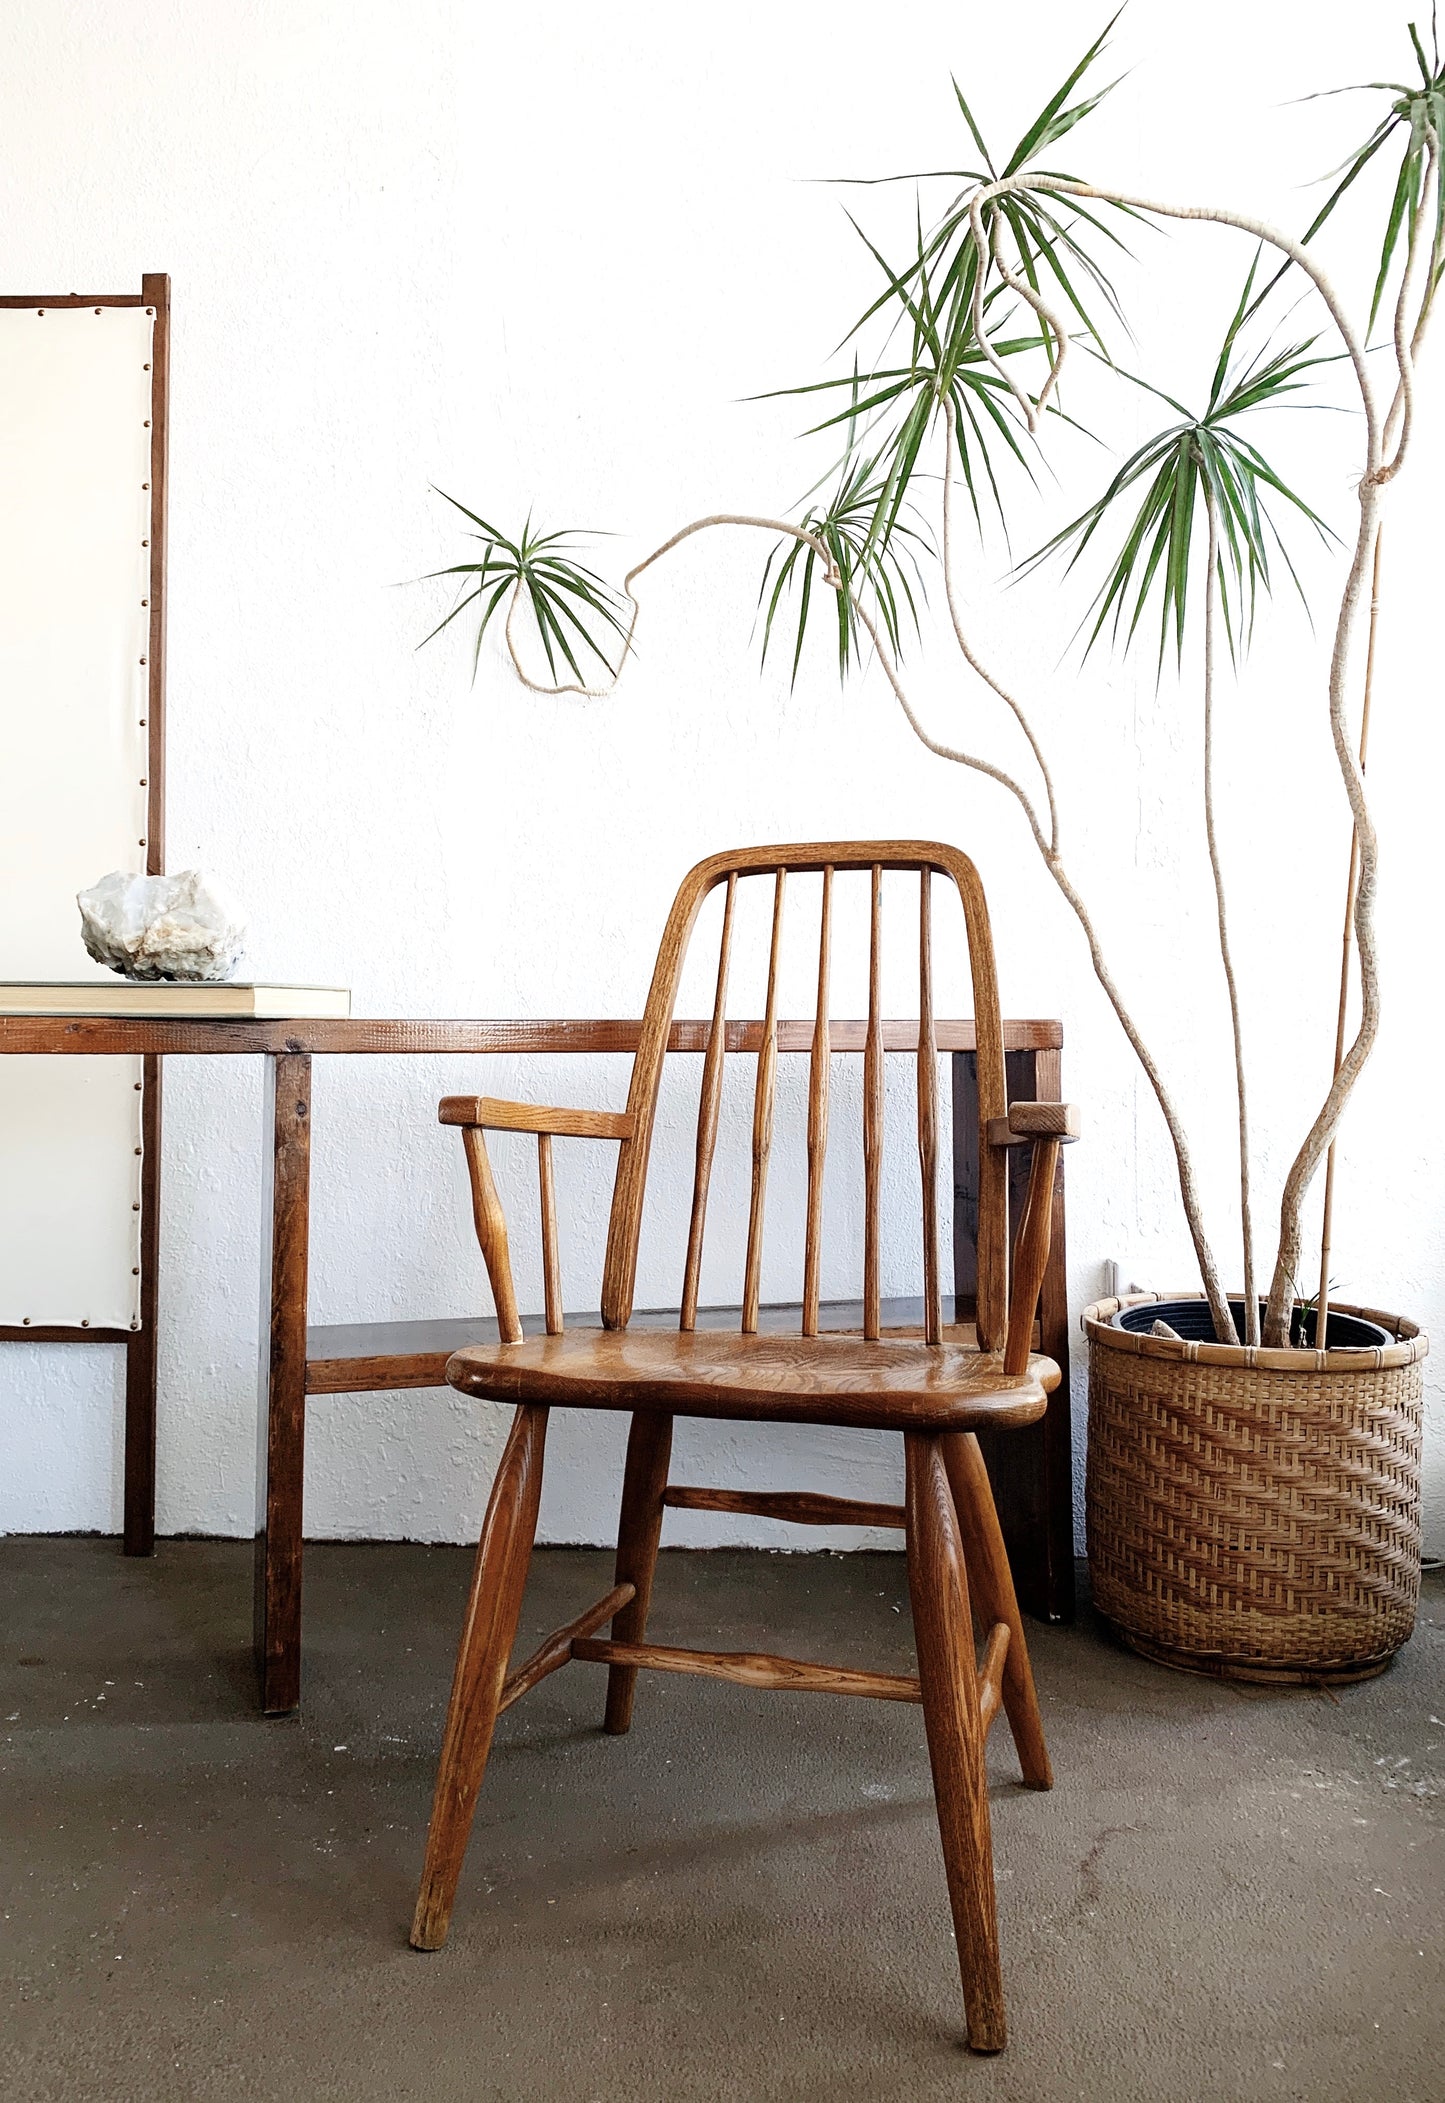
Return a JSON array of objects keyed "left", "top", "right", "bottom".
[{"left": 0, "top": 1014, "right": 1072, "bottom": 1713}]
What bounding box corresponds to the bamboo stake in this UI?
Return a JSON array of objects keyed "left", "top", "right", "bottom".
[
  {"left": 1316, "top": 527, "right": 1383, "bottom": 1349},
  {"left": 1202, "top": 489, "right": 1255, "bottom": 1345}
]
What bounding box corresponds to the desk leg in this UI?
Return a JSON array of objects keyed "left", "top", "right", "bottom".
[
  {"left": 254, "top": 1052, "right": 311, "bottom": 1714},
  {"left": 123, "top": 1054, "right": 162, "bottom": 1556}
]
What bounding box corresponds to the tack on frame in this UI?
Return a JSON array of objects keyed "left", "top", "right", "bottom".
[{"left": 0, "top": 274, "right": 169, "bottom": 1557}]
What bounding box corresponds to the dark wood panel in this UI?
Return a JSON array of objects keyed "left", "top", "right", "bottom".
[
  {"left": 123, "top": 1054, "right": 163, "bottom": 1556},
  {"left": 0, "top": 1016, "right": 1062, "bottom": 1057},
  {"left": 955, "top": 1048, "right": 1075, "bottom": 1623},
  {"left": 305, "top": 1296, "right": 973, "bottom": 1394}
]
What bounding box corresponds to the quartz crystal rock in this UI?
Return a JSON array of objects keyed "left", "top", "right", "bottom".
[{"left": 77, "top": 870, "right": 248, "bottom": 982}]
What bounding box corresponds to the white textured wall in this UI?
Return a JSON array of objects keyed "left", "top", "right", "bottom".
[{"left": 1, "top": 0, "right": 1440, "bottom": 1556}]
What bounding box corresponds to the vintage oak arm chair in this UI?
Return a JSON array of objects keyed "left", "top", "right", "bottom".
[{"left": 409, "top": 842, "right": 1078, "bottom": 2054}]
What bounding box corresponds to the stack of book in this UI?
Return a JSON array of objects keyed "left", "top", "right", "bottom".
[{"left": 0, "top": 983, "right": 352, "bottom": 1018}]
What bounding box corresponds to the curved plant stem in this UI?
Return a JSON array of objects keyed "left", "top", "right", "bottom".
[
  {"left": 1016, "top": 178, "right": 1381, "bottom": 454},
  {"left": 1377, "top": 135, "right": 1436, "bottom": 485},
  {"left": 942, "top": 407, "right": 1061, "bottom": 855},
  {"left": 1202, "top": 488, "right": 1254, "bottom": 1344},
  {"left": 502, "top": 508, "right": 1058, "bottom": 849},
  {"left": 1039, "top": 852, "right": 1238, "bottom": 1338},
  {"left": 967, "top": 193, "right": 1071, "bottom": 433},
  {"left": 1317, "top": 524, "right": 1383, "bottom": 1349},
  {"left": 973, "top": 172, "right": 1404, "bottom": 1347},
  {"left": 1260, "top": 479, "right": 1383, "bottom": 1341},
  {"left": 501, "top": 514, "right": 844, "bottom": 698},
  {"left": 1313, "top": 141, "right": 1436, "bottom": 1342},
  {"left": 1383, "top": 143, "right": 1442, "bottom": 457},
  {"left": 936, "top": 405, "right": 1235, "bottom": 1340}
]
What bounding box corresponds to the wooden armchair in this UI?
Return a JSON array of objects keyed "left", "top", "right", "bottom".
[{"left": 409, "top": 842, "right": 1078, "bottom": 2054}]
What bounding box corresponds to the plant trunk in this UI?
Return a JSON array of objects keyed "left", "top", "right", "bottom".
[{"left": 1202, "top": 494, "right": 1255, "bottom": 1344}]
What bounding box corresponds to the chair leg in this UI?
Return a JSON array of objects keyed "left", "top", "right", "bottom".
[
  {"left": 905, "top": 1431, "right": 1008, "bottom": 2055},
  {"left": 410, "top": 1402, "right": 549, "bottom": 1952},
  {"left": 941, "top": 1432, "right": 1053, "bottom": 1791},
  {"left": 603, "top": 1410, "right": 674, "bottom": 1735}
]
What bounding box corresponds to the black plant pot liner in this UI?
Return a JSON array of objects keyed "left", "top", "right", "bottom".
[{"left": 1111, "top": 1297, "right": 1393, "bottom": 1350}]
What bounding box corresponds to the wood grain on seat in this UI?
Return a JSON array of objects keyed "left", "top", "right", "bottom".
[{"left": 445, "top": 1327, "right": 1056, "bottom": 1433}]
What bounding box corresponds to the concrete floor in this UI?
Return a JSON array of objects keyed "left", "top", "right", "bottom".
[{"left": 0, "top": 1540, "right": 1440, "bottom": 2103}]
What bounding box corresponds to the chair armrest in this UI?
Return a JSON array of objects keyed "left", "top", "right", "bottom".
[
  {"left": 440, "top": 1095, "right": 634, "bottom": 1141},
  {"left": 985, "top": 1101, "right": 1080, "bottom": 1148},
  {"left": 443, "top": 1097, "right": 631, "bottom": 1345}
]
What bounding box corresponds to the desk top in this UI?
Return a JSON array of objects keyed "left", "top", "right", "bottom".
[{"left": 0, "top": 1016, "right": 1064, "bottom": 1056}]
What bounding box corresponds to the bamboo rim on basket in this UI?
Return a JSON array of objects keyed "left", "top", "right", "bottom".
[{"left": 1082, "top": 1292, "right": 1426, "bottom": 1375}]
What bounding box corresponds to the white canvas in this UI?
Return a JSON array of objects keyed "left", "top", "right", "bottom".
[{"left": 0, "top": 304, "right": 154, "bottom": 1328}]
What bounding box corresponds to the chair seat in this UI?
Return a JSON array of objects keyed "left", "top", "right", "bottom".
[{"left": 445, "top": 1326, "right": 1058, "bottom": 1433}]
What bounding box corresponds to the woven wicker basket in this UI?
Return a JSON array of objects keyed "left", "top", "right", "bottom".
[{"left": 1084, "top": 1293, "right": 1426, "bottom": 1683}]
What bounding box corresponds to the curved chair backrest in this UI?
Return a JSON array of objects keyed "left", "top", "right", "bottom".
[{"left": 600, "top": 842, "right": 1010, "bottom": 1350}]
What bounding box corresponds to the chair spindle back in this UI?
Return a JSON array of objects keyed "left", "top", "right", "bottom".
[{"left": 600, "top": 843, "right": 1010, "bottom": 1350}]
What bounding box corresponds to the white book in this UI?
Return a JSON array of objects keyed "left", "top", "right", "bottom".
[{"left": 0, "top": 982, "right": 352, "bottom": 1019}]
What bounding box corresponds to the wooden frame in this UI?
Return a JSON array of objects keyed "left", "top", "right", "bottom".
[
  {"left": 0, "top": 1010, "right": 1071, "bottom": 1714},
  {"left": 0, "top": 275, "right": 169, "bottom": 1555}
]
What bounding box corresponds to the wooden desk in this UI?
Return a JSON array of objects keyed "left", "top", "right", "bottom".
[{"left": 0, "top": 1014, "right": 1072, "bottom": 1713}]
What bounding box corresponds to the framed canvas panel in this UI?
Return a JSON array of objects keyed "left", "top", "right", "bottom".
[{"left": 0, "top": 287, "right": 166, "bottom": 1331}]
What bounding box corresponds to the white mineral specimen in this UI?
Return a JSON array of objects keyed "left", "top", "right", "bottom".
[{"left": 77, "top": 870, "right": 248, "bottom": 982}]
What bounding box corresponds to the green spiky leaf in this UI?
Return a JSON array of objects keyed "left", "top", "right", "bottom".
[
  {"left": 1022, "top": 283, "right": 1339, "bottom": 670},
  {"left": 756, "top": 428, "right": 933, "bottom": 686},
  {"left": 419, "top": 492, "right": 629, "bottom": 683},
  {"left": 1272, "top": 17, "right": 1445, "bottom": 331}
]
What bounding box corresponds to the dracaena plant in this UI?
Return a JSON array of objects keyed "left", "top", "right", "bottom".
[{"left": 422, "top": 14, "right": 1443, "bottom": 1350}]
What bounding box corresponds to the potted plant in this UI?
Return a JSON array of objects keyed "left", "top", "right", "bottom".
[{"left": 422, "top": 19, "right": 1437, "bottom": 1679}]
